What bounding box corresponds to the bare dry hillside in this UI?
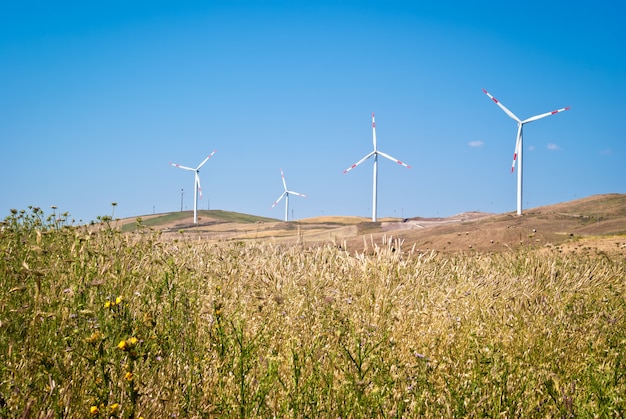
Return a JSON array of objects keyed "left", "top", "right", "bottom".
[{"left": 120, "top": 194, "right": 626, "bottom": 255}]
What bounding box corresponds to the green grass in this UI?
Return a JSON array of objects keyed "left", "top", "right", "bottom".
[
  {"left": 120, "top": 210, "right": 278, "bottom": 232},
  {"left": 198, "top": 210, "right": 278, "bottom": 224},
  {"left": 1, "top": 206, "right": 625, "bottom": 417}
]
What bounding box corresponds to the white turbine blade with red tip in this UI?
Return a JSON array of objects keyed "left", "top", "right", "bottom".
[
  {"left": 378, "top": 151, "right": 411, "bottom": 169},
  {"left": 195, "top": 173, "right": 203, "bottom": 199},
  {"left": 511, "top": 124, "right": 522, "bottom": 173},
  {"left": 280, "top": 168, "right": 288, "bottom": 190},
  {"left": 271, "top": 192, "right": 286, "bottom": 208},
  {"left": 196, "top": 150, "right": 217, "bottom": 170},
  {"left": 343, "top": 151, "right": 375, "bottom": 174},
  {"left": 372, "top": 112, "right": 377, "bottom": 150},
  {"left": 523, "top": 107, "right": 570, "bottom": 124},
  {"left": 169, "top": 162, "right": 195, "bottom": 172},
  {"left": 287, "top": 190, "right": 306, "bottom": 198},
  {"left": 483, "top": 89, "right": 521, "bottom": 123}
]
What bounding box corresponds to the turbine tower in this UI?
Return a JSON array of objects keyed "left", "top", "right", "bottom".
[
  {"left": 169, "top": 150, "right": 216, "bottom": 224},
  {"left": 343, "top": 112, "right": 411, "bottom": 222},
  {"left": 483, "top": 89, "right": 569, "bottom": 215},
  {"left": 271, "top": 168, "right": 306, "bottom": 222}
]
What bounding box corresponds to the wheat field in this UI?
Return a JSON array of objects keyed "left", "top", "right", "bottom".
[{"left": 1, "top": 208, "right": 624, "bottom": 417}]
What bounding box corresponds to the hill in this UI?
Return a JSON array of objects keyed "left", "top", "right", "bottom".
[{"left": 116, "top": 194, "right": 626, "bottom": 255}]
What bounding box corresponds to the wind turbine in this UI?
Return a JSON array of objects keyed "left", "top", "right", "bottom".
[
  {"left": 343, "top": 112, "right": 411, "bottom": 222},
  {"left": 271, "top": 168, "right": 306, "bottom": 222},
  {"left": 169, "top": 150, "right": 216, "bottom": 224},
  {"left": 483, "top": 89, "right": 570, "bottom": 216}
]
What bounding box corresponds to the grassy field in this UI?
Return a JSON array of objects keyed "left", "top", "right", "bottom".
[{"left": 1, "top": 207, "right": 625, "bottom": 417}]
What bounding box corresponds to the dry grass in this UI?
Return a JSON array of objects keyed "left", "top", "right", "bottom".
[{"left": 1, "top": 207, "right": 625, "bottom": 417}]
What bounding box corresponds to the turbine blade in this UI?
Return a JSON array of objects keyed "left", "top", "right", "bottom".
[
  {"left": 511, "top": 124, "right": 522, "bottom": 173},
  {"left": 196, "top": 150, "right": 216, "bottom": 170},
  {"left": 343, "top": 151, "right": 376, "bottom": 174},
  {"left": 287, "top": 190, "right": 306, "bottom": 198},
  {"left": 372, "top": 112, "right": 377, "bottom": 150},
  {"left": 271, "top": 192, "right": 286, "bottom": 208},
  {"left": 482, "top": 89, "right": 521, "bottom": 123},
  {"left": 170, "top": 163, "right": 195, "bottom": 171},
  {"left": 522, "top": 106, "right": 570, "bottom": 124},
  {"left": 195, "top": 173, "right": 203, "bottom": 199},
  {"left": 378, "top": 151, "right": 411, "bottom": 169},
  {"left": 280, "top": 168, "right": 288, "bottom": 191}
]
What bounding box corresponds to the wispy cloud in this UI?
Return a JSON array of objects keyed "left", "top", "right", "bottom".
[
  {"left": 528, "top": 145, "right": 536, "bottom": 151},
  {"left": 600, "top": 148, "right": 613, "bottom": 155},
  {"left": 468, "top": 140, "right": 484, "bottom": 148},
  {"left": 547, "top": 143, "right": 560, "bottom": 151}
]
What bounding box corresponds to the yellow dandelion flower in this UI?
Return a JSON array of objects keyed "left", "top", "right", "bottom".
[
  {"left": 117, "top": 340, "right": 127, "bottom": 350},
  {"left": 124, "top": 371, "right": 134, "bottom": 381},
  {"left": 104, "top": 301, "right": 113, "bottom": 309},
  {"left": 89, "top": 405, "right": 99, "bottom": 415},
  {"left": 108, "top": 403, "right": 120, "bottom": 414},
  {"left": 127, "top": 336, "right": 138, "bottom": 346},
  {"left": 115, "top": 296, "right": 123, "bottom": 305}
]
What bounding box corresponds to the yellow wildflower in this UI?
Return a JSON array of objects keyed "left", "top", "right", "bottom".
[
  {"left": 118, "top": 337, "right": 138, "bottom": 351},
  {"left": 85, "top": 332, "right": 102, "bottom": 344},
  {"left": 124, "top": 371, "right": 134, "bottom": 381},
  {"left": 105, "top": 296, "right": 123, "bottom": 309},
  {"left": 89, "top": 405, "right": 99, "bottom": 415},
  {"left": 108, "top": 403, "right": 120, "bottom": 414}
]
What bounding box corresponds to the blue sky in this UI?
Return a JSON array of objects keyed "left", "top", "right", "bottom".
[{"left": 1, "top": 1, "right": 624, "bottom": 223}]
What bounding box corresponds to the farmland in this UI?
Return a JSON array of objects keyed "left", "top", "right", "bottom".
[{"left": 1, "top": 195, "right": 625, "bottom": 417}]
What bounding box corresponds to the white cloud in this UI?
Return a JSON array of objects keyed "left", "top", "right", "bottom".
[
  {"left": 468, "top": 140, "right": 484, "bottom": 147},
  {"left": 547, "top": 143, "right": 560, "bottom": 151}
]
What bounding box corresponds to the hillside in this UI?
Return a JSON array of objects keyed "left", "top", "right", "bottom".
[{"left": 117, "top": 194, "right": 626, "bottom": 254}]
